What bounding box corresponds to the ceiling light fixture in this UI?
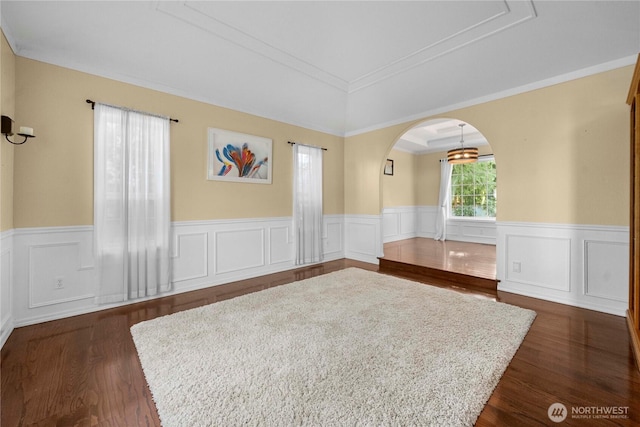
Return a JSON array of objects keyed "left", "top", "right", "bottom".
[{"left": 447, "top": 123, "right": 478, "bottom": 164}]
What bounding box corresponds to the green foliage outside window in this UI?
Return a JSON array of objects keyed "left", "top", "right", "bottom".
[{"left": 450, "top": 159, "right": 497, "bottom": 218}]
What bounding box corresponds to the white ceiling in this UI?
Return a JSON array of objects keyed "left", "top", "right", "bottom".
[
  {"left": 395, "top": 119, "right": 488, "bottom": 155},
  {"left": 1, "top": 1, "right": 639, "bottom": 141}
]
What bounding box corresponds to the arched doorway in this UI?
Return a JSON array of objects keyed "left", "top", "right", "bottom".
[{"left": 379, "top": 118, "right": 498, "bottom": 292}]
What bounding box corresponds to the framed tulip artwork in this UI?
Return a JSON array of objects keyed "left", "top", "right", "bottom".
[{"left": 207, "top": 128, "right": 273, "bottom": 184}]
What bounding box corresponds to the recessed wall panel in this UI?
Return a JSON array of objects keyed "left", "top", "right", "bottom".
[
  {"left": 215, "top": 229, "right": 265, "bottom": 274},
  {"left": 382, "top": 213, "right": 399, "bottom": 238},
  {"left": 324, "top": 222, "right": 343, "bottom": 255},
  {"left": 269, "top": 226, "right": 292, "bottom": 265},
  {"left": 173, "top": 233, "right": 208, "bottom": 282},
  {"left": 584, "top": 241, "right": 628, "bottom": 302},
  {"left": 505, "top": 235, "right": 571, "bottom": 291},
  {"left": 29, "top": 242, "right": 94, "bottom": 308}
]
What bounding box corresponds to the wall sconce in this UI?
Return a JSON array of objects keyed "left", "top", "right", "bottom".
[{"left": 1, "top": 115, "right": 35, "bottom": 145}]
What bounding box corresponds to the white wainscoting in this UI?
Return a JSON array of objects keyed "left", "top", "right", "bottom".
[
  {"left": 0, "top": 229, "right": 14, "bottom": 348},
  {"left": 497, "top": 221, "right": 629, "bottom": 316},
  {"left": 386, "top": 205, "right": 495, "bottom": 245},
  {"left": 344, "top": 214, "right": 382, "bottom": 264},
  {"left": 382, "top": 206, "right": 417, "bottom": 243},
  {"left": 417, "top": 206, "right": 438, "bottom": 239},
  {"left": 12, "top": 226, "right": 99, "bottom": 327},
  {"left": 6, "top": 215, "right": 345, "bottom": 329},
  {"left": 4, "top": 216, "right": 627, "bottom": 340},
  {"left": 446, "top": 218, "right": 496, "bottom": 245},
  {"left": 381, "top": 205, "right": 438, "bottom": 242}
]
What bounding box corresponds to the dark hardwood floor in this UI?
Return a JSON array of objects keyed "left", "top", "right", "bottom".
[
  {"left": 382, "top": 238, "right": 496, "bottom": 280},
  {"left": 2, "top": 258, "right": 640, "bottom": 426},
  {"left": 380, "top": 238, "right": 499, "bottom": 294}
]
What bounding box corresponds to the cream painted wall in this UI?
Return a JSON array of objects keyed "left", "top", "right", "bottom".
[
  {"left": 345, "top": 123, "right": 408, "bottom": 215},
  {"left": 7, "top": 52, "right": 633, "bottom": 228},
  {"left": 13, "top": 58, "right": 344, "bottom": 228},
  {"left": 1, "top": 33, "right": 15, "bottom": 231},
  {"left": 416, "top": 151, "right": 443, "bottom": 207},
  {"left": 346, "top": 65, "right": 633, "bottom": 226},
  {"left": 382, "top": 149, "right": 416, "bottom": 207}
]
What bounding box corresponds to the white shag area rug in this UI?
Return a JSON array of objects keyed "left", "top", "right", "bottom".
[{"left": 131, "top": 268, "right": 535, "bottom": 426}]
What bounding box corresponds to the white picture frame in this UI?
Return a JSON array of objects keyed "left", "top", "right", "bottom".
[{"left": 207, "top": 128, "right": 272, "bottom": 184}]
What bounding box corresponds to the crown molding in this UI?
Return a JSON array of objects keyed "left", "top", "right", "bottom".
[{"left": 344, "top": 55, "right": 638, "bottom": 138}]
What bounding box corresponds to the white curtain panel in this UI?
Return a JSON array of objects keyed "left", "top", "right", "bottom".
[
  {"left": 434, "top": 159, "right": 452, "bottom": 241},
  {"left": 94, "top": 104, "right": 171, "bottom": 304},
  {"left": 293, "top": 144, "right": 324, "bottom": 265}
]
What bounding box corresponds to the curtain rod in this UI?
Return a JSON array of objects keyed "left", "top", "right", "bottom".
[
  {"left": 287, "top": 141, "right": 327, "bottom": 151},
  {"left": 86, "top": 99, "right": 179, "bottom": 123}
]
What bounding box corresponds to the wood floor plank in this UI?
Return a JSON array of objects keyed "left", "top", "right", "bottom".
[
  {"left": 2, "top": 258, "right": 639, "bottom": 426},
  {"left": 381, "top": 238, "right": 497, "bottom": 280},
  {"left": 379, "top": 238, "right": 498, "bottom": 293}
]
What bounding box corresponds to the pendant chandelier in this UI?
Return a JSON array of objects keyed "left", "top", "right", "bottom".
[{"left": 447, "top": 123, "right": 478, "bottom": 164}]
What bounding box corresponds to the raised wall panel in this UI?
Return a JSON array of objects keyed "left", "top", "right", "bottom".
[
  {"left": 347, "top": 223, "right": 377, "bottom": 256},
  {"left": 418, "top": 206, "right": 437, "bottom": 237},
  {"left": 382, "top": 212, "right": 399, "bottom": 238},
  {"left": 324, "top": 222, "right": 343, "bottom": 256},
  {"left": 448, "top": 224, "right": 461, "bottom": 238},
  {"left": 345, "top": 215, "right": 381, "bottom": 264},
  {"left": 215, "top": 229, "right": 265, "bottom": 274},
  {"left": 461, "top": 224, "right": 496, "bottom": 238},
  {"left": 505, "top": 235, "right": 571, "bottom": 291},
  {"left": 584, "top": 240, "right": 628, "bottom": 302},
  {"left": 269, "top": 226, "right": 292, "bottom": 264},
  {"left": 28, "top": 242, "right": 94, "bottom": 308},
  {"left": 400, "top": 211, "right": 417, "bottom": 235},
  {"left": 445, "top": 219, "right": 496, "bottom": 245},
  {"left": 172, "top": 232, "right": 208, "bottom": 282}
]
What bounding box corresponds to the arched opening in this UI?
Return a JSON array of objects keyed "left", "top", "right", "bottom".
[{"left": 379, "top": 118, "right": 498, "bottom": 293}]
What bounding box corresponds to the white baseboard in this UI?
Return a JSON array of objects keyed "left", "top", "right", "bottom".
[{"left": 497, "top": 221, "right": 629, "bottom": 316}]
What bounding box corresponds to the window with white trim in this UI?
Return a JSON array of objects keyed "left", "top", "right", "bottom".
[{"left": 449, "top": 156, "right": 496, "bottom": 218}]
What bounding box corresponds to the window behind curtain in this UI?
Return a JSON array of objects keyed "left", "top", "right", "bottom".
[
  {"left": 293, "top": 144, "right": 323, "bottom": 265},
  {"left": 94, "top": 104, "right": 171, "bottom": 303}
]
